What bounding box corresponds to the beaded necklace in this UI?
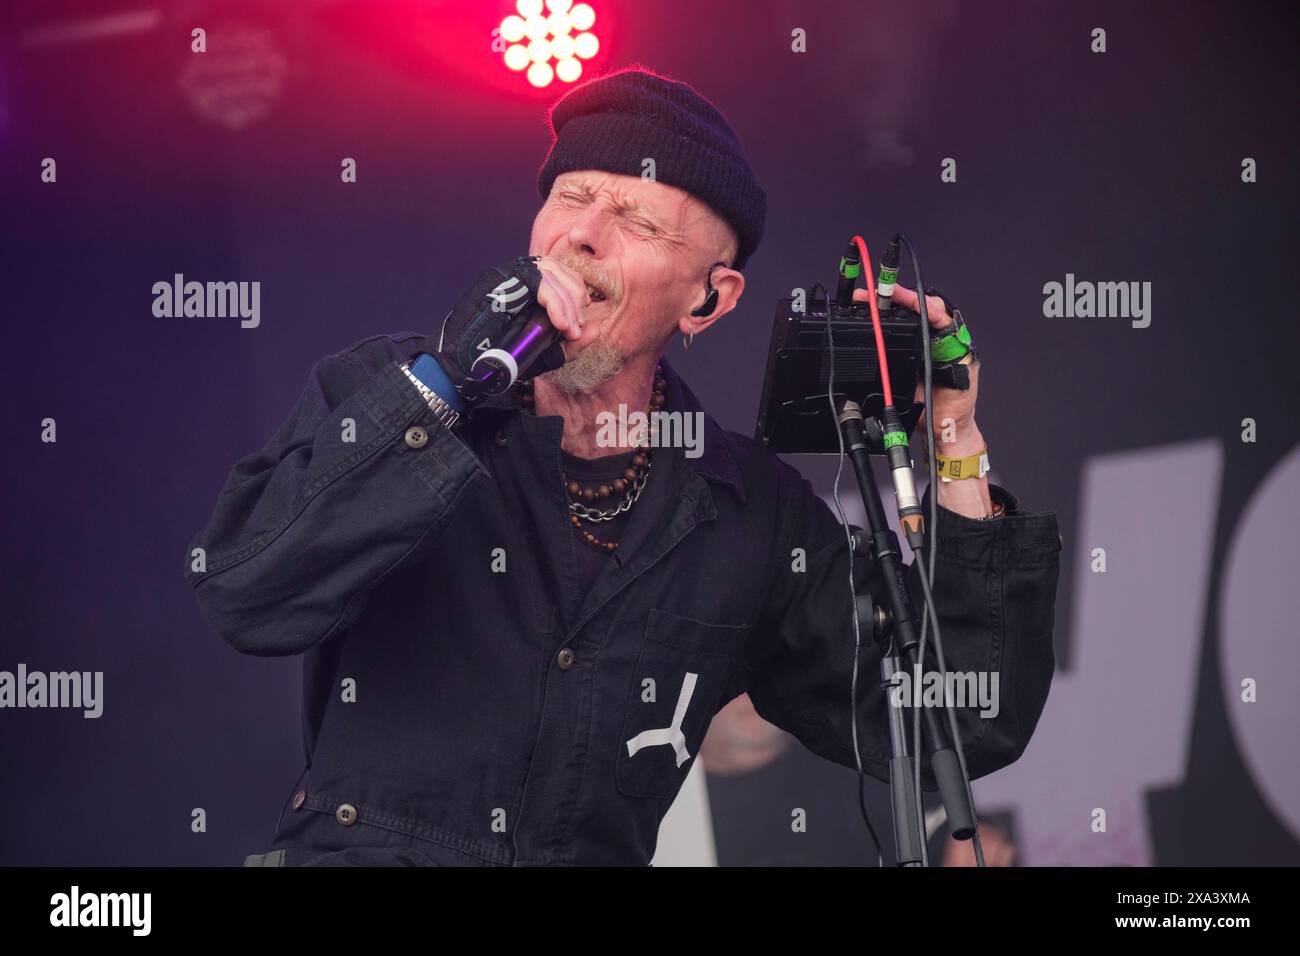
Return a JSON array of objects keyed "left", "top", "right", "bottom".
[{"left": 518, "top": 364, "right": 666, "bottom": 553}]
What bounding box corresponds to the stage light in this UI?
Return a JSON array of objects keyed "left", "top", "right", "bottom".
[
  {"left": 524, "top": 14, "right": 549, "bottom": 40},
  {"left": 504, "top": 44, "right": 530, "bottom": 71},
  {"left": 555, "top": 57, "right": 582, "bottom": 83},
  {"left": 574, "top": 32, "right": 598, "bottom": 59},
  {"left": 551, "top": 33, "right": 575, "bottom": 59},
  {"left": 499, "top": 15, "right": 526, "bottom": 43},
  {"left": 569, "top": 3, "right": 595, "bottom": 31},
  {"left": 498, "top": 0, "right": 600, "bottom": 88},
  {"left": 527, "top": 37, "right": 552, "bottom": 63},
  {"left": 527, "top": 60, "right": 555, "bottom": 88},
  {"left": 547, "top": 12, "right": 572, "bottom": 36}
]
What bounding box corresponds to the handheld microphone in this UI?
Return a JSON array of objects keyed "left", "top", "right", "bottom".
[
  {"left": 446, "top": 259, "right": 567, "bottom": 403},
  {"left": 465, "top": 308, "right": 566, "bottom": 398}
]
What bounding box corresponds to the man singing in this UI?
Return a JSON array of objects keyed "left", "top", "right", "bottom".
[{"left": 188, "top": 67, "right": 1060, "bottom": 867}]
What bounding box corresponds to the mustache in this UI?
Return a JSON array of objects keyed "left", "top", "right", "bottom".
[{"left": 552, "top": 253, "right": 622, "bottom": 303}]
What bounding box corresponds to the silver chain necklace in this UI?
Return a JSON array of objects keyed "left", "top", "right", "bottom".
[{"left": 567, "top": 456, "right": 652, "bottom": 522}]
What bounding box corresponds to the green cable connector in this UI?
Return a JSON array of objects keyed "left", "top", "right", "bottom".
[
  {"left": 838, "top": 257, "right": 861, "bottom": 279},
  {"left": 883, "top": 430, "right": 909, "bottom": 449},
  {"left": 878, "top": 265, "right": 898, "bottom": 286},
  {"left": 931, "top": 322, "right": 972, "bottom": 363}
]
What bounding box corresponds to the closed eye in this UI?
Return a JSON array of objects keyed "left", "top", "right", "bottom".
[{"left": 618, "top": 212, "right": 662, "bottom": 236}]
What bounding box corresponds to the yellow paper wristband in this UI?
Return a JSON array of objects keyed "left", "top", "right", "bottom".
[{"left": 935, "top": 447, "right": 989, "bottom": 482}]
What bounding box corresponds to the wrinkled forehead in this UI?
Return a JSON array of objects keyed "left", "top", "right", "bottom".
[{"left": 550, "top": 169, "right": 720, "bottom": 236}]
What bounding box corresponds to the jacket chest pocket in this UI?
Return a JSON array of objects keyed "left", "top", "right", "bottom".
[{"left": 616, "top": 608, "right": 750, "bottom": 799}]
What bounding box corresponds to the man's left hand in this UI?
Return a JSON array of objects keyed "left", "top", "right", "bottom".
[
  {"left": 851, "top": 284, "right": 982, "bottom": 456},
  {"left": 853, "top": 284, "right": 993, "bottom": 519}
]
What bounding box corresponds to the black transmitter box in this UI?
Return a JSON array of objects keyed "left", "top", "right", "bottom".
[{"left": 754, "top": 290, "right": 925, "bottom": 454}]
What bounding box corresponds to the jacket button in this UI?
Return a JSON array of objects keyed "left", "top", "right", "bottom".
[
  {"left": 495, "top": 429, "right": 509, "bottom": 447},
  {"left": 291, "top": 789, "right": 306, "bottom": 810},
  {"left": 404, "top": 426, "right": 428, "bottom": 449},
  {"left": 335, "top": 803, "right": 358, "bottom": 827},
  {"left": 556, "top": 648, "right": 575, "bottom": 670}
]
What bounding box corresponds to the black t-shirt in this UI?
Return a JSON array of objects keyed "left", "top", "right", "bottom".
[
  {"left": 489, "top": 402, "right": 670, "bottom": 635},
  {"left": 560, "top": 446, "right": 649, "bottom": 579}
]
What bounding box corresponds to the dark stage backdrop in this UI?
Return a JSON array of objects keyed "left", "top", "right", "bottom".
[{"left": 1, "top": 0, "right": 1296, "bottom": 866}]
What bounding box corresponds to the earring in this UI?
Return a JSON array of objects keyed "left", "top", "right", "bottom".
[{"left": 682, "top": 331, "right": 694, "bottom": 350}]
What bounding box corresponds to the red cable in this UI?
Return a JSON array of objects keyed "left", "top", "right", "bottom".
[{"left": 851, "top": 234, "right": 894, "bottom": 408}]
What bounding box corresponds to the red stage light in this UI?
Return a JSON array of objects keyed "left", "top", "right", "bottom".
[
  {"left": 503, "top": 44, "right": 530, "bottom": 71},
  {"left": 551, "top": 33, "right": 575, "bottom": 60},
  {"left": 497, "top": 0, "right": 599, "bottom": 89},
  {"left": 527, "top": 37, "right": 552, "bottom": 63},
  {"left": 524, "top": 14, "right": 549, "bottom": 41},
  {"left": 527, "top": 60, "right": 555, "bottom": 88},
  {"left": 547, "top": 11, "right": 572, "bottom": 36},
  {"left": 569, "top": 4, "right": 595, "bottom": 32},
  {"left": 499, "top": 15, "right": 526, "bottom": 43},
  {"left": 556, "top": 58, "right": 582, "bottom": 83},
  {"left": 573, "top": 31, "right": 598, "bottom": 59}
]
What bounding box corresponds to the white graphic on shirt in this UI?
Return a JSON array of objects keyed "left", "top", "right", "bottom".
[{"left": 625, "top": 672, "right": 699, "bottom": 767}]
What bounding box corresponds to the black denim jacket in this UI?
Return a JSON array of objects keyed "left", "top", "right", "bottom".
[{"left": 187, "top": 332, "right": 1061, "bottom": 866}]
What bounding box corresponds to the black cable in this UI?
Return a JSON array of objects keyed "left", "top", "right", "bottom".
[
  {"left": 912, "top": 554, "right": 983, "bottom": 866},
  {"left": 895, "top": 233, "right": 985, "bottom": 867},
  {"left": 897, "top": 234, "right": 931, "bottom": 866},
  {"left": 817, "top": 280, "right": 884, "bottom": 867}
]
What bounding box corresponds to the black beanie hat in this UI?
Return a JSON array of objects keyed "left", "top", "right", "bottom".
[{"left": 537, "top": 66, "right": 766, "bottom": 270}]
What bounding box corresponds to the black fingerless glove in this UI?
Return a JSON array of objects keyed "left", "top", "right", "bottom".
[
  {"left": 431, "top": 256, "right": 563, "bottom": 391},
  {"left": 922, "top": 285, "right": 975, "bottom": 391}
]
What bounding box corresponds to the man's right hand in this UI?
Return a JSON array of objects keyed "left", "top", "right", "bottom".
[
  {"left": 433, "top": 256, "right": 593, "bottom": 380},
  {"left": 533, "top": 256, "right": 593, "bottom": 345}
]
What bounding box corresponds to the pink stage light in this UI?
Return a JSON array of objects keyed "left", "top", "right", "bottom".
[{"left": 496, "top": 0, "right": 599, "bottom": 89}]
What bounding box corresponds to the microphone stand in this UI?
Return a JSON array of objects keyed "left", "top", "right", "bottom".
[{"left": 839, "top": 401, "right": 978, "bottom": 865}]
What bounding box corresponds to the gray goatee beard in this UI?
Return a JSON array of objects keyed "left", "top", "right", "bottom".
[{"left": 540, "top": 338, "right": 624, "bottom": 394}]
